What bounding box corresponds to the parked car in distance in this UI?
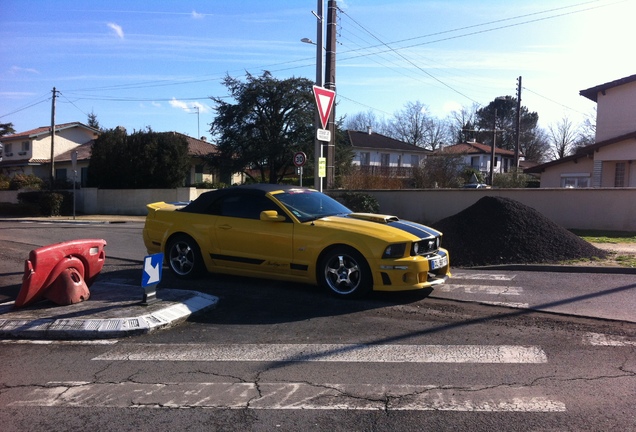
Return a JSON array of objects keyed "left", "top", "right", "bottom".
[
  {"left": 143, "top": 184, "right": 450, "bottom": 298},
  {"left": 462, "top": 183, "right": 490, "bottom": 189}
]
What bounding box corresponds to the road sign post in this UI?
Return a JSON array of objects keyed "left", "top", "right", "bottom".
[
  {"left": 313, "top": 86, "right": 336, "bottom": 191},
  {"left": 293, "top": 151, "right": 307, "bottom": 187},
  {"left": 141, "top": 252, "right": 163, "bottom": 305}
]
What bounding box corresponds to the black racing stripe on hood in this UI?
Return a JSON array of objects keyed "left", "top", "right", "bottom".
[{"left": 388, "top": 220, "right": 438, "bottom": 239}]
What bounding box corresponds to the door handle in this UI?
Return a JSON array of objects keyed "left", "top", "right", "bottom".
[{"left": 218, "top": 224, "right": 232, "bottom": 230}]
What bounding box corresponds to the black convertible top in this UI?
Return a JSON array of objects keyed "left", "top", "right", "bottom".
[{"left": 181, "top": 184, "right": 311, "bottom": 213}]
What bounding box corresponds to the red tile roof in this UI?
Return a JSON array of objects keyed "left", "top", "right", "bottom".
[
  {"left": 173, "top": 132, "right": 219, "bottom": 156},
  {"left": 1, "top": 122, "right": 99, "bottom": 141}
]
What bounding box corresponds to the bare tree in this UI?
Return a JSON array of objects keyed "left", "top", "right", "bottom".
[
  {"left": 521, "top": 127, "right": 550, "bottom": 163},
  {"left": 412, "top": 153, "right": 464, "bottom": 188},
  {"left": 447, "top": 103, "right": 479, "bottom": 144},
  {"left": 344, "top": 110, "right": 388, "bottom": 135},
  {"left": 547, "top": 116, "right": 578, "bottom": 160},
  {"left": 423, "top": 117, "right": 452, "bottom": 150},
  {"left": 574, "top": 108, "right": 596, "bottom": 151},
  {"left": 388, "top": 101, "right": 433, "bottom": 148}
]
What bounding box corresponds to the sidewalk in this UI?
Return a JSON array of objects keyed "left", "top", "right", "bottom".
[{"left": 0, "top": 214, "right": 147, "bottom": 224}]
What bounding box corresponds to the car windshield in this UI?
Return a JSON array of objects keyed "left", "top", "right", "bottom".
[{"left": 274, "top": 189, "right": 351, "bottom": 222}]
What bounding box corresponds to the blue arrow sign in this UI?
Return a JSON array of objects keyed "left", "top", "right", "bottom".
[{"left": 142, "top": 253, "right": 163, "bottom": 287}]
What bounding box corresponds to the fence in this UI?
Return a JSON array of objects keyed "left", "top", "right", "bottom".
[{"left": 2, "top": 187, "right": 636, "bottom": 231}]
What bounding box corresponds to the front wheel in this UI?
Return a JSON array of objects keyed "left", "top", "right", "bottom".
[
  {"left": 166, "top": 234, "right": 204, "bottom": 278},
  {"left": 318, "top": 246, "right": 372, "bottom": 298}
]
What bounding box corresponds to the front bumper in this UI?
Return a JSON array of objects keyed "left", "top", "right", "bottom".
[{"left": 373, "top": 248, "right": 451, "bottom": 292}]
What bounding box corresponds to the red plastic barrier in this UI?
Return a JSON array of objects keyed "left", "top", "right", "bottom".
[{"left": 14, "top": 239, "right": 107, "bottom": 308}]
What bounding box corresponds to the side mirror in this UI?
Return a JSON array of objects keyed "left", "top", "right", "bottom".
[{"left": 260, "top": 210, "right": 286, "bottom": 222}]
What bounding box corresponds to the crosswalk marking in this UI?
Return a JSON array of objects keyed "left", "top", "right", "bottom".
[
  {"left": 435, "top": 284, "right": 523, "bottom": 295},
  {"left": 583, "top": 332, "right": 636, "bottom": 346},
  {"left": 478, "top": 301, "right": 530, "bottom": 309},
  {"left": 451, "top": 273, "right": 517, "bottom": 281},
  {"left": 7, "top": 381, "right": 566, "bottom": 412},
  {"left": 92, "top": 343, "right": 548, "bottom": 363}
]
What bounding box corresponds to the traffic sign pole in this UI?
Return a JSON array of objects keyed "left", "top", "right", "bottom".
[
  {"left": 293, "top": 152, "right": 307, "bottom": 188},
  {"left": 141, "top": 253, "right": 163, "bottom": 305}
]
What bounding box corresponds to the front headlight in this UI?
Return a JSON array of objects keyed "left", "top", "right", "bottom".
[{"left": 383, "top": 243, "right": 407, "bottom": 259}]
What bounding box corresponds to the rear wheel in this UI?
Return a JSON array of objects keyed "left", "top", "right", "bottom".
[
  {"left": 167, "top": 234, "right": 204, "bottom": 278},
  {"left": 318, "top": 246, "right": 372, "bottom": 298}
]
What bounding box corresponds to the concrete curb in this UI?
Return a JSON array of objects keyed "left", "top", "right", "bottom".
[{"left": 0, "top": 287, "right": 218, "bottom": 340}]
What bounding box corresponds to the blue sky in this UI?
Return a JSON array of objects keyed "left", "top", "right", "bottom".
[{"left": 1, "top": 0, "right": 634, "bottom": 140}]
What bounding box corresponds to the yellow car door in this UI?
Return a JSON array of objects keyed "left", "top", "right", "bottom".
[{"left": 211, "top": 192, "right": 294, "bottom": 275}]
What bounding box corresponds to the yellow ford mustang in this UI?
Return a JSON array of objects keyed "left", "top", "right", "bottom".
[{"left": 143, "top": 184, "right": 450, "bottom": 298}]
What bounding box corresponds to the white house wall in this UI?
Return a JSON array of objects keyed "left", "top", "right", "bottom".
[
  {"left": 595, "top": 80, "right": 636, "bottom": 142},
  {"left": 535, "top": 158, "right": 594, "bottom": 188},
  {"left": 353, "top": 151, "right": 423, "bottom": 167},
  {"left": 31, "top": 129, "right": 95, "bottom": 160},
  {"left": 595, "top": 138, "right": 636, "bottom": 161}
]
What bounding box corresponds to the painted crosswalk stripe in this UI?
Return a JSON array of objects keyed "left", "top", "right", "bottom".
[
  {"left": 450, "top": 273, "right": 517, "bottom": 281},
  {"left": 7, "top": 381, "right": 566, "bottom": 412},
  {"left": 583, "top": 332, "right": 636, "bottom": 346},
  {"left": 435, "top": 284, "right": 523, "bottom": 295},
  {"left": 92, "top": 343, "right": 547, "bottom": 363}
]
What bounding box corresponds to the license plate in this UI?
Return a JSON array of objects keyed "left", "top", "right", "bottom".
[{"left": 429, "top": 255, "right": 448, "bottom": 270}]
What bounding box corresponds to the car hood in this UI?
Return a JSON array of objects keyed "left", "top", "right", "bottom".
[{"left": 313, "top": 212, "right": 441, "bottom": 242}]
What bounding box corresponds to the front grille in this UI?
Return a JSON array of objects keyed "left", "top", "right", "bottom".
[{"left": 411, "top": 236, "right": 441, "bottom": 256}]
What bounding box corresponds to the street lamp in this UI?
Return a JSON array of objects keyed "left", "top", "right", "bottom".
[{"left": 303, "top": 2, "right": 324, "bottom": 191}]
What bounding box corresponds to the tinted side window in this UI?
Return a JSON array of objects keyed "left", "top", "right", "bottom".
[{"left": 208, "top": 194, "right": 283, "bottom": 220}]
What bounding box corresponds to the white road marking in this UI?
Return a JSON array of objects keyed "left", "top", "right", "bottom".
[
  {"left": 7, "top": 381, "right": 566, "bottom": 412},
  {"left": 92, "top": 343, "right": 548, "bottom": 363},
  {"left": 436, "top": 284, "right": 523, "bottom": 295},
  {"left": 0, "top": 339, "right": 119, "bottom": 345},
  {"left": 478, "top": 301, "right": 530, "bottom": 309},
  {"left": 583, "top": 332, "right": 636, "bottom": 346},
  {"left": 450, "top": 273, "right": 517, "bottom": 281}
]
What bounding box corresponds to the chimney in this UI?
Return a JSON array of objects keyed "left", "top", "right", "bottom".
[
  {"left": 200, "top": 136, "right": 207, "bottom": 142},
  {"left": 367, "top": 126, "right": 372, "bottom": 135}
]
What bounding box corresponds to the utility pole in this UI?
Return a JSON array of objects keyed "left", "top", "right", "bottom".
[
  {"left": 50, "top": 87, "right": 57, "bottom": 189},
  {"left": 313, "top": 0, "right": 324, "bottom": 191},
  {"left": 490, "top": 107, "right": 497, "bottom": 186},
  {"left": 192, "top": 106, "right": 200, "bottom": 138},
  {"left": 514, "top": 76, "right": 522, "bottom": 169},
  {"left": 324, "top": 0, "right": 337, "bottom": 189}
]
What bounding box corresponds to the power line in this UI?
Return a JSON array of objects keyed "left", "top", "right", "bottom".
[{"left": 0, "top": 93, "right": 51, "bottom": 119}]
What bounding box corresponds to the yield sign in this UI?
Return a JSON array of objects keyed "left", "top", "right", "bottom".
[{"left": 312, "top": 85, "right": 336, "bottom": 130}]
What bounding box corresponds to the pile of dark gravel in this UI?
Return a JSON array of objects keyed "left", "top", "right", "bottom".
[{"left": 431, "top": 196, "right": 608, "bottom": 267}]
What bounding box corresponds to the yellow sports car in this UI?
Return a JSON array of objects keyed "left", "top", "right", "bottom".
[{"left": 143, "top": 184, "right": 450, "bottom": 298}]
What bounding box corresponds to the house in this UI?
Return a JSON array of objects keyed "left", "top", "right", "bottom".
[
  {"left": 0, "top": 122, "right": 99, "bottom": 180},
  {"left": 171, "top": 133, "right": 223, "bottom": 186},
  {"left": 0, "top": 123, "right": 227, "bottom": 187},
  {"left": 437, "top": 140, "right": 517, "bottom": 179},
  {"left": 52, "top": 131, "right": 223, "bottom": 187},
  {"left": 348, "top": 129, "right": 432, "bottom": 177},
  {"left": 525, "top": 74, "right": 636, "bottom": 187}
]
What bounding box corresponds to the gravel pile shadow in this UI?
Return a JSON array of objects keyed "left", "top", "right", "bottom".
[{"left": 431, "top": 196, "right": 608, "bottom": 267}]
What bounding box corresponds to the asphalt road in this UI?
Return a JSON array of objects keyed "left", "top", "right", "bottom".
[{"left": 0, "top": 219, "right": 634, "bottom": 431}]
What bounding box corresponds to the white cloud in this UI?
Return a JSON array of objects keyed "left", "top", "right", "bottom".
[
  {"left": 169, "top": 98, "right": 210, "bottom": 113},
  {"left": 107, "top": 22, "right": 124, "bottom": 39},
  {"left": 9, "top": 66, "right": 39, "bottom": 75},
  {"left": 191, "top": 10, "right": 204, "bottom": 19}
]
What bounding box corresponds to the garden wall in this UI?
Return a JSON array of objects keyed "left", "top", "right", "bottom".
[{"left": 2, "top": 187, "right": 635, "bottom": 231}]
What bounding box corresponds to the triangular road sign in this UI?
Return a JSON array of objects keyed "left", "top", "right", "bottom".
[{"left": 313, "top": 86, "right": 336, "bottom": 130}]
